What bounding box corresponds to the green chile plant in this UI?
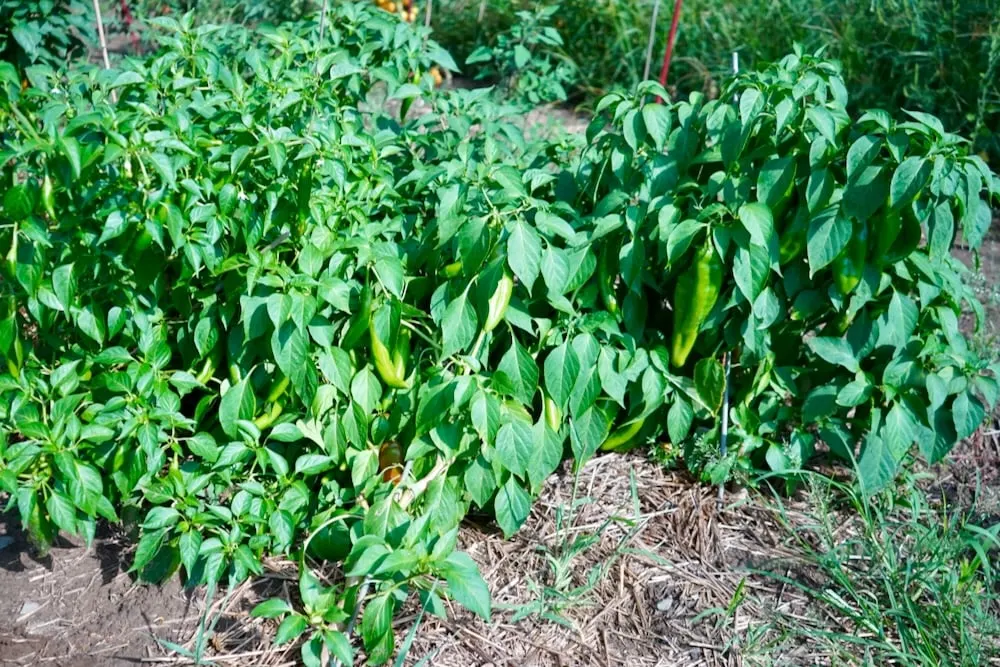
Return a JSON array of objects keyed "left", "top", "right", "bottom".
[
  {"left": 0, "top": 10, "right": 998, "bottom": 664},
  {"left": 570, "top": 47, "right": 1000, "bottom": 490}
]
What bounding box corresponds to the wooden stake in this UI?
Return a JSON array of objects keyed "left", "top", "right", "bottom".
[
  {"left": 425, "top": 0, "right": 433, "bottom": 28},
  {"left": 655, "top": 0, "right": 684, "bottom": 102},
  {"left": 315, "top": 0, "right": 329, "bottom": 75},
  {"left": 92, "top": 0, "right": 117, "bottom": 103}
]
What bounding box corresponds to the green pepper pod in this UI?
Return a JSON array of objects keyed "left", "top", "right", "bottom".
[
  {"left": 600, "top": 417, "right": 645, "bottom": 452},
  {"left": 370, "top": 306, "right": 409, "bottom": 390},
  {"left": 833, "top": 221, "right": 868, "bottom": 296},
  {"left": 778, "top": 203, "right": 808, "bottom": 265},
  {"left": 194, "top": 344, "right": 223, "bottom": 385},
  {"left": 484, "top": 272, "right": 514, "bottom": 332},
  {"left": 265, "top": 373, "right": 290, "bottom": 404},
  {"left": 871, "top": 211, "right": 902, "bottom": 263},
  {"left": 441, "top": 261, "right": 463, "bottom": 278},
  {"left": 598, "top": 246, "right": 619, "bottom": 315},
  {"left": 342, "top": 283, "right": 373, "bottom": 350},
  {"left": 544, "top": 395, "right": 562, "bottom": 431},
  {"left": 2, "top": 222, "right": 18, "bottom": 282},
  {"left": 392, "top": 328, "right": 410, "bottom": 384},
  {"left": 884, "top": 205, "right": 922, "bottom": 264},
  {"left": 670, "top": 239, "right": 722, "bottom": 368},
  {"left": 40, "top": 174, "right": 56, "bottom": 220},
  {"left": 253, "top": 401, "right": 283, "bottom": 431}
]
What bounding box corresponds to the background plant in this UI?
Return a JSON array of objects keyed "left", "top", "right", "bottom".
[
  {"left": 1, "top": 0, "right": 93, "bottom": 71},
  {"left": 429, "top": 0, "right": 1000, "bottom": 162}
]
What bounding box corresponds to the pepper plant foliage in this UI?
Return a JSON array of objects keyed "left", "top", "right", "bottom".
[{"left": 0, "top": 5, "right": 997, "bottom": 663}]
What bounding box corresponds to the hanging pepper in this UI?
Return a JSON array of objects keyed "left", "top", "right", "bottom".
[
  {"left": 370, "top": 304, "right": 410, "bottom": 390},
  {"left": 670, "top": 238, "right": 722, "bottom": 368},
  {"left": 194, "top": 343, "right": 224, "bottom": 385},
  {"left": 483, "top": 271, "right": 514, "bottom": 332},
  {"left": 253, "top": 401, "right": 283, "bottom": 431},
  {"left": 40, "top": 174, "right": 56, "bottom": 221},
  {"left": 543, "top": 394, "right": 562, "bottom": 431},
  {"left": 778, "top": 203, "right": 808, "bottom": 265},
  {"left": 265, "top": 373, "right": 290, "bottom": 404},
  {"left": 379, "top": 441, "right": 404, "bottom": 485},
  {"left": 871, "top": 211, "right": 902, "bottom": 263},
  {"left": 2, "top": 222, "right": 17, "bottom": 282},
  {"left": 833, "top": 221, "right": 868, "bottom": 296},
  {"left": 441, "top": 261, "right": 463, "bottom": 278},
  {"left": 884, "top": 204, "right": 922, "bottom": 264},
  {"left": 600, "top": 417, "right": 646, "bottom": 452},
  {"left": 597, "top": 246, "right": 619, "bottom": 315},
  {"left": 392, "top": 328, "right": 410, "bottom": 384},
  {"left": 341, "top": 282, "right": 372, "bottom": 350}
]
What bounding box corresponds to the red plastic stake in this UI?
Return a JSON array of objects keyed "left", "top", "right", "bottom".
[{"left": 656, "top": 0, "right": 684, "bottom": 102}]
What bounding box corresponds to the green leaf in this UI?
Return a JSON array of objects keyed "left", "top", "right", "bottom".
[
  {"left": 495, "top": 337, "right": 538, "bottom": 405},
  {"left": 846, "top": 135, "right": 882, "bottom": 180},
  {"left": 495, "top": 420, "right": 535, "bottom": 478},
  {"left": 882, "top": 402, "right": 915, "bottom": 459},
  {"left": 806, "top": 207, "right": 851, "bottom": 275},
  {"left": 441, "top": 551, "right": 492, "bottom": 620},
  {"left": 858, "top": 435, "right": 896, "bottom": 495},
  {"left": 806, "top": 337, "right": 860, "bottom": 372},
  {"left": 494, "top": 477, "right": 531, "bottom": 537},
  {"left": 569, "top": 405, "right": 610, "bottom": 465},
  {"left": 507, "top": 220, "right": 542, "bottom": 292},
  {"left": 543, "top": 342, "right": 580, "bottom": 411},
  {"left": 889, "top": 157, "right": 930, "bottom": 211},
  {"left": 926, "top": 200, "right": 954, "bottom": 258},
  {"left": 219, "top": 377, "right": 256, "bottom": 438},
  {"left": 953, "top": 391, "right": 985, "bottom": 441},
  {"left": 179, "top": 530, "right": 202, "bottom": 575},
  {"left": 806, "top": 106, "right": 837, "bottom": 145},
  {"left": 464, "top": 455, "right": 496, "bottom": 508},
  {"left": 738, "top": 202, "right": 775, "bottom": 248},
  {"left": 642, "top": 103, "right": 671, "bottom": 151},
  {"left": 45, "top": 491, "right": 77, "bottom": 535},
  {"left": 694, "top": 358, "right": 725, "bottom": 415},
  {"left": 667, "top": 397, "right": 693, "bottom": 444},
  {"left": 442, "top": 289, "right": 477, "bottom": 357},
  {"left": 732, "top": 241, "right": 770, "bottom": 303},
  {"left": 756, "top": 158, "right": 796, "bottom": 212},
  {"left": 274, "top": 614, "right": 308, "bottom": 645}
]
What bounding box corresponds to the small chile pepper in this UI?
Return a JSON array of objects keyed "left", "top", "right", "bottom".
[
  {"left": 670, "top": 238, "right": 723, "bottom": 368},
  {"left": 484, "top": 272, "right": 514, "bottom": 332},
  {"left": 253, "top": 401, "right": 283, "bottom": 431},
  {"left": 543, "top": 395, "right": 562, "bottom": 431},
  {"left": 265, "top": 373, "right": 290, "bottom": 404},
  {"left": 40, "top": 174, "right": 56, "bottom": 220},
  {"left": 378, "top": 441, "right": 404, "bottom": 485}
]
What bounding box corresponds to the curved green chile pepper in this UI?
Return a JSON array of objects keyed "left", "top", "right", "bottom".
[
  {"left": 341, "top": 283, "right": 372, "bottom": 350},
  {"left": 778, "top": 203, "right": 808, "bottom": 265},
  {"left": 833, "top": 221, "right": 868, "bottom": 296},
  {"left": 266, "top": 373, "right": 290, "bottom": 403},
  {"left": 670, "top": 239, "right": 723, "bottom": 368},
  {"left": 194, "top": 344, "right": 223, "bottom": 384},
  {"left": 41, "top": 174, "right": 56, "bottom": 220},
  {"left": 597, "top": 247, "right": 619, "bottom": 315},
  {"left": 253, "top": 401, "right": 283, "bottom": 430},
  {"left": 484, "top": 272, "right": 514, "bottom": 332},
  {"left": 600, "top": 417, "right": 645, "bottom": 452},
  {"left": 871, "top": 211, "right": 902, "bottom": 262},
  {"left": 885, "top": 205, "right": 922, "bottom": 264},
  {"left": 370, "top": 313, "right": 409, "bottom": 390}
]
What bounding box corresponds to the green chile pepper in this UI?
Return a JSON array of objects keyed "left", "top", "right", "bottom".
[
  {"left": 778, "top": 203, "right": 808, "bottom": 265},
  {"left": 342, "top": 283, "right": 373, "bottom": 350},
  {"left": 871, "top": 211, "right": 902, "bottom": 263},
  {"left": 484, "top": 272, "right": 513, "bottom": 332},
  {"left": 543, "top": 395, "right": 562, "bottom": 431},
  {"left": 392, "top": 328, "right": 410, "bottom": 383},
  {"left": 2, "top": 223, "right": 18, "bottom": 282},
  {"left": 370, "top": 310, "right": 409, "bottom": 390},
  {"left": 597, "top": 246, "right": 619, "bottom": 315},
  {"left": 833, "top": 221, "right": 868, "bottom": 296},
  {"left": 41, "top": 174, "right": 56, "bottom": 220},
  {"left": 441, "top": 261, "right": 463, "bottom": 278},
  {"left": 884, "top": 205, "right": 922, "bottom": 264},
  {"left": 194, "top": 344, "right": 223, "bottom": 384},
  {"left": 670, "top": 239, "right": 722, "bottom": 368},
  {"left": 600, "top": 417, "right": 645, "bottom": 452},
  {"left": 253, "top": 401, "right": 283, "bottom": 431},
  {"left": 266, "top": 373, "right": 290, "bottom": 403}
]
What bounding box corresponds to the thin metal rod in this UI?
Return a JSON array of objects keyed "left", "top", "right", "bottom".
[
  {"left": 643, "top": 0, "right": 663, "bottom": 81},
  {"left": 315, "top": 0, "right": 329, "bottom": 76}
]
